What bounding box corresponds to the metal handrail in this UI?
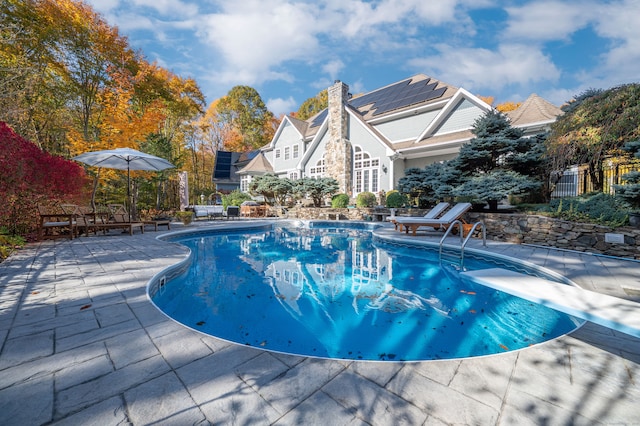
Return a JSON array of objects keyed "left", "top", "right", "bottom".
[
  {"left": 460, "top": 222, "right": 486, "bottom": 268},
  {"left": 439, "top": 221, "right": 487, "bottom": 269},
  {"left": 439, "top": 220, "right": 463, "bottom": 259}
]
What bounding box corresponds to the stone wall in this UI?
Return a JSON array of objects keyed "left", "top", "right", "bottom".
[
  {"left": 466, "top": 212, "right": 640, "bottom": 259},
  {"left": 273, "top": 207, "right": 640, "bottom": 259}
]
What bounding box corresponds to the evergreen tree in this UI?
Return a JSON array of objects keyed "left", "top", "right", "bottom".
[{"left": 454, "top": 110, "right": 525, "bottom": 175}]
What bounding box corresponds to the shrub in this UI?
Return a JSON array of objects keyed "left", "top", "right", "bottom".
[
  {"left": 386, "top": 191, "right": 407, "bottom": 208},
  {"left": 613, "top": 170, "right": 640, "bottom": 211},
  {"left": 547, "top": 193, "right": 628, "bottom": 226},
  {"left": 221, "top": 190, "right": 252, "bottom": 209},
  {"left": 356, "top": 191, "right": 376, "bottom": 208},
  {"left": 0, "top": 122, "right": 89, "bottom": 237},
  {"left": 331, "top": 193, "right": 350, "bottom": 208}
]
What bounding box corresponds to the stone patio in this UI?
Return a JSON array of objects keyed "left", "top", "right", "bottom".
[{"left": 1, "top": 221, "right": 639, "bottom": 425}]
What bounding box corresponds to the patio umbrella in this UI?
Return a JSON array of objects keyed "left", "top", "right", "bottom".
[{"left": 73, "top": 148, "right": 175, "bottom": 220}]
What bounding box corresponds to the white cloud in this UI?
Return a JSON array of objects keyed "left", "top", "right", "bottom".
[
  {"left": 591, "top": 0, "right": 640, "bottom": 84},
  {"left": 411, "top": 43, "right": 561, "bottom": 94},
  {"left": 197, "top": 1, "right": 322, "bottom": 85},
  {"left": 322, "top": 60, "right": 345, "bottom": 80},
  {"left": 267, "top": 96, "right": 298, "bottom": 116},
  {"left": 504, "top": 1, "right": 596, "bottom": 41}
]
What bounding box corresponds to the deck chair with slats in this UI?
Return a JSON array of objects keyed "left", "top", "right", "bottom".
[
  {"left": 389, "top": 202, "right": 450, "bottom": 231},
  {"left": 393, "top": 202, "right": 473, "bottom": 236}
]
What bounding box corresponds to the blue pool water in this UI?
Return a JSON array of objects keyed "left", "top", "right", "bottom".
[{"left": 152, "top": 223, "right": 583, "bottom": 361}]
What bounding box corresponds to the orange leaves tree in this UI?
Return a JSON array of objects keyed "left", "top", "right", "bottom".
[
  {"left": 1, "top": 0, "right": 205, "bottom": 211},
  {"left": 215, "top": 86, "right": 276, "bottom": 152},
  {"left": 0, "top": 122, "right": 88, "bottom": 236}
]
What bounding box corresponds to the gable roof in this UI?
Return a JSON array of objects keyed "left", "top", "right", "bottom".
[
  {"left": 300, "top": 74, "right": 457, "bottom": 139},
  {"left": 349, "top": 74, "right": 457, "bottom": 121},
  {"left": 506, "top": 93, "right": 563, "bottom": 127}
]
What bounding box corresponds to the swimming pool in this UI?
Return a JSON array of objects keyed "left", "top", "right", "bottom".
[{"left": 150, "top": 221, "right": 584, "bottom": 361}]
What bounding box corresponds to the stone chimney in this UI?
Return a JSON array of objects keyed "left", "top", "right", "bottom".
[{"left": 325, "top": 80, "right": 353, "bottom": 195}]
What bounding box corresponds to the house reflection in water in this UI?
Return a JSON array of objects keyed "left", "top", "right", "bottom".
[{"left": 240, "top": 228, "right": 451, "bottom": 328}]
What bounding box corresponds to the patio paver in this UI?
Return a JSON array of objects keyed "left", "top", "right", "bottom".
[{"left": 0, "top": 221, "right": 639, "bottom": 425}]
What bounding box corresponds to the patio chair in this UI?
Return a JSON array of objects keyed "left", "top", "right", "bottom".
[
  {"left": 37, "top": 204, "right": 77, "bottom": 240},
  {"left": 389, "top": 202, "right": 450, "bottom": 231},
  {"left": 105, "top": 204, "right": 145, "bottom": 235},
  {"left": 225, "top": 206, "right": 240, "bottom": 220},
  {"left": 393, "top": 202, "right": 473, "bottom": 236}
]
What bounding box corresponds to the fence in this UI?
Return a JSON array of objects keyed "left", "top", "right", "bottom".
[{"left": 550, "top": 160, "right": 640, "bottom": 198}]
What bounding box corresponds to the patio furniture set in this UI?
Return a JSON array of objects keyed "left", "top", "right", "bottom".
[{"left": 37, "top": 203, "right": 170, "bottom": 240}]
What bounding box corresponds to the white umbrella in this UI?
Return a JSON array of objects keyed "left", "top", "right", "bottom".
[{"left": 73, "top": 148, "right": 175, "bottom": 220}]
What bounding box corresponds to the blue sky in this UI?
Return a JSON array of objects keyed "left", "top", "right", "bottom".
[{"left": 87, "top": 0, "right": 639, "bottom": 116}]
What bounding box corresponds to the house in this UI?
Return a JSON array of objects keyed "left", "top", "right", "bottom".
[
  {"left": 212, "top": 150, "right": 262, "bottom": 193},
  {"left": 238, "top": 74, "right": 562, "bottom": 197}
]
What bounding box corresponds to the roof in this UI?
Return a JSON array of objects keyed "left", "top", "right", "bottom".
[
  {"left": 237, "top": 151, "right": 273, "bottom": 175},
  {"left": 349, "top": 74, "right": 457, "bottom": 121},
  {"left": 302, "top": 74, "right": 457, "bottom": 138},
  {"left": 235, "top": 149, "right": 260, "bottom": 164},
  {"left": 506, "top": 93, "right": 563, "bottom": 127}
]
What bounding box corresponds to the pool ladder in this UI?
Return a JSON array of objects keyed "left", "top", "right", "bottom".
[{"left": 438, "top": 220, "right": 486, "bottom": 269}]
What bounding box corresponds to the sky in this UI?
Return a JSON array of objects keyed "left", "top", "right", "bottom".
[{"left": 86, "top": 0, "right": 640, "bottom": 116}]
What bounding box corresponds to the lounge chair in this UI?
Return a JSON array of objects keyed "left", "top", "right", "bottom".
[
  {"left": 393, "top": 202, "right": 473, "bottom": 236},
  {"left": 389, "top": 202, "right": 450, "bottom": 231},
  {"left": 105, "top": 204, "right": 145, "bottom": 235}
]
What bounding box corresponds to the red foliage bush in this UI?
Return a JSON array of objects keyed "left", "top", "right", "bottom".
[{"left": 0, "top": 121, "right": 89, "bottom": 237}]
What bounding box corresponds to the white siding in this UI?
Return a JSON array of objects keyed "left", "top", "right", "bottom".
[
  {"left": 433, "top": 99, "right": 484, "bottom": 135},
  {"left": 304, "top": 131, "right": 330, "bottom": 176},
  {"left": 272, "top": 121, "right": 303, "bottom": 171},
  {"left": 373, "top": 109, "right": 440, "bottom": 142}
]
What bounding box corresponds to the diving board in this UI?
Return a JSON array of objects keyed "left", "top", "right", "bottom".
[{"left": 460, "top": 268, "right": 640, "bottom": 339}]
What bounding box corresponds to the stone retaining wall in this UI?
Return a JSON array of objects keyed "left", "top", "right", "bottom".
[
  {"left": 275, "top": 207, "right": 640, "bottom": 259},
  {"left": 466, "top": 212, "right": 640, "bottom": 259}
]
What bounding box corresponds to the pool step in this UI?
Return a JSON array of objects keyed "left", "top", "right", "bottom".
[{"left": 460, "top": 268, "right": 640, "bottom": 338}]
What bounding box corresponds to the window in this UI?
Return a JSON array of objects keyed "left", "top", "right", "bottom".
[
  {"left": 293, "top": 144, "right": 299, "bottom": 158},
  {"left": 309, "top": 156, "right": 325, "bottom": 178},
  {"left": 275, "top": 149, "right": 281, "bottom": 159},
  {"left": 284, "top": 147, "right": 290, "bottom": 160},
  {"left": 353, "top": 146, "right": 380, "bottom": 194},
  {"left": 289, "top": 171, "right": 298, "bottom": 180},
  {"left": 240, "top": 175, "right": 251, "bottom": 192}
]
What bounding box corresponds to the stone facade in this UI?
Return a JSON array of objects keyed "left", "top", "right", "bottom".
[{"left": 325, "top": 80, "right": 353, "bottom": 195}]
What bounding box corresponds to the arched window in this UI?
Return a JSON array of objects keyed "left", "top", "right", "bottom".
[
  {"left": 308, "top": 156, "right": 325, "bottom": 178},
  {"left": 353, "top": 146, "right": 379, "bottom": 194}
]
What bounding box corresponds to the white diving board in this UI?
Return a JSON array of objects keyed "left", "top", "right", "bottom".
[{"left": 460, "top": 268, "right": 640, "bottom": 339}]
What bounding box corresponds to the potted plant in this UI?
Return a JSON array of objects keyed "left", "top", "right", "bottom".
[{"left": 175, "top": 211, "right": 194, "bottom": 225}]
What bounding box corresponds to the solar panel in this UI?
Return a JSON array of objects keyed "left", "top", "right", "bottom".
[
  {"left": 214, "top": 151, "right": 233, "bottom": 179},
  {"left": 310, "top": 109, "right": 328, "bottom": 128},
  {"left": 368, "top": 79, "right": 447, "bottom": 116}
]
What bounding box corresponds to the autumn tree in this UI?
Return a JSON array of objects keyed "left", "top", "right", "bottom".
[
  {"left": 216, "top": 86, "right": 274, "bottom": 152},
  {"left": 297, "top": 89, "right": 328, "bottom": 120},
  {"left": 546, "top": 84, "right": 640, "bottom": 191}
]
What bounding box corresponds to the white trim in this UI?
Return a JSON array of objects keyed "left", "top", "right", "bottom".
[
  {"left": 267, "top": 116, "right": 305, "bottom": 149},
  {"left": 415, "top": 88, "right": 492, "bottom": 143}
]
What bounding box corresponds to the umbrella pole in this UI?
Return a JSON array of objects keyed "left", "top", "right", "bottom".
[{"left": 127, "top": 164, "right": 131, "bottom": 222}]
